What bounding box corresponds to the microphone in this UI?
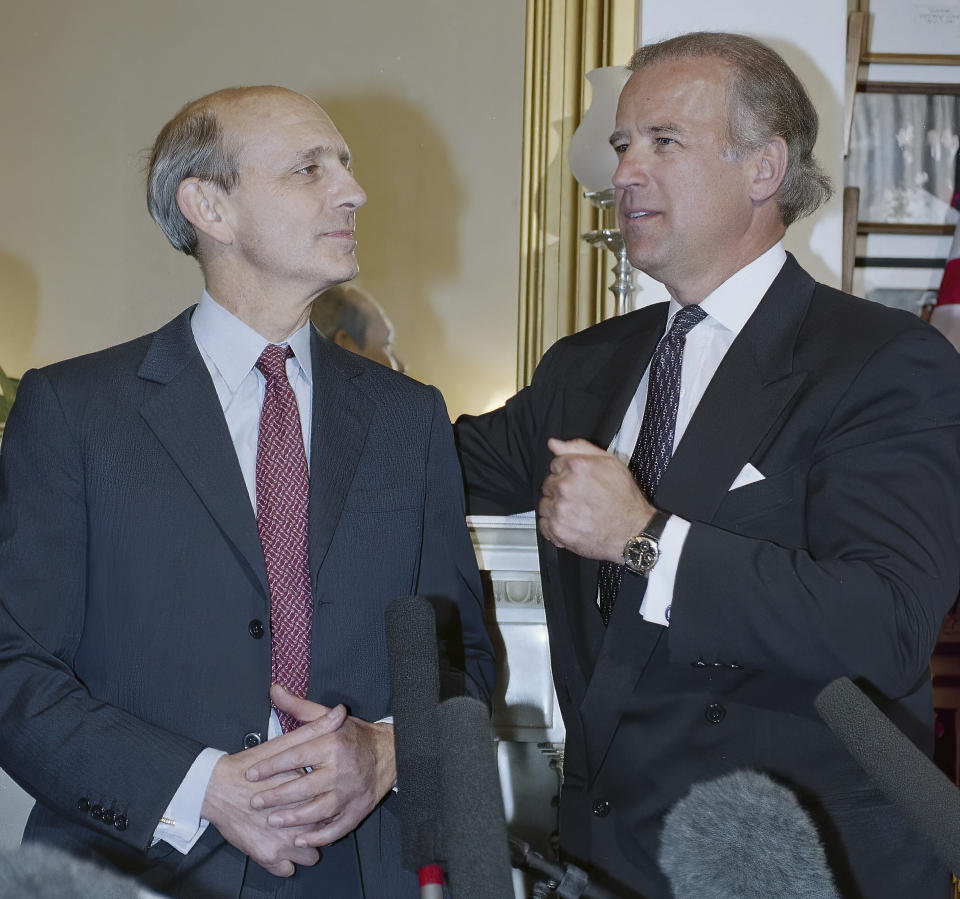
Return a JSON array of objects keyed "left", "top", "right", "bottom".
[
  {"left": 385, "top": 595, "right": 443, "bottom": 890},
  {"left": 0, "top": 843, "right": 162, "bottom": 898},
  {"left": 815, "top": 675, "right": 960, "bottom": 875},
  {"left": 437, "top": 695, "right": 515, "bottom": 899},
  {"left": 658, "top": 769, "right": 840, "bottom": 899}
]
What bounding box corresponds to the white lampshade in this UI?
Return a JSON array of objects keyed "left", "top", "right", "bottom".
[{"left": 569, "top": 66, "right": 632, "bottom": 193}]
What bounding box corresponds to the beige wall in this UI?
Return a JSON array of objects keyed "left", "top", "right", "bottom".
[{"left": 0, "top": 0, "right": 524, "bottom": 419}]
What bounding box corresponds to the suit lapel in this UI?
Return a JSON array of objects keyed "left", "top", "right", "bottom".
[
  {"left": 581, "top": 255, "right": 815, "bottom": 776},
  {"left": 553, "top": 306, "right": 668, "bottom": 702},
  {"left": 307, "top": 332, "right": 373, "bottom": 589},
  {"left": 138, "top": 309, "right": 270, "bottom": 600},
  {"left": 560, "top": 306, "right": 667, "bottom": 448},
  {"left": 657, "top": 254, "right": 813, "bottom": 519}
]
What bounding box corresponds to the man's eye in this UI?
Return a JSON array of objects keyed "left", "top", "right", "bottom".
[
  {"left": 612, "top": 143, "right": 628, "bottom": 155},
  {"left": 655, "top": 137, "right": 676, "bottom": 146},
  {"left": 296, "top": 164, "right": 319, "bottom": 175}
]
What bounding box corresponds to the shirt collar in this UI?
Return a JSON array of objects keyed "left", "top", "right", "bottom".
[
  {"left": 191, "top": 290, "right": 314, "bottom": 392},
  {"left": 667, "top": 243, "right": 787, "bottom": 337}
]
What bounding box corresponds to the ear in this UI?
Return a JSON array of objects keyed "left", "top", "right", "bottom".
[
  {"left": 176, "top": 178, "right": 235, "bottom": 247},
  {"left": 332, "top": 329, "right": 364, "bottom": 354},
  {"left": 748, "top": 136, "right": 788, "bottom": 205}
]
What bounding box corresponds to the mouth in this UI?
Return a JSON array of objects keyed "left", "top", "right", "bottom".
[
  {"left": 323, "top": 230, "right": 356, "bottom": 240},
  {"left": 622, "top": 210, "right": 657, "bottom": 222}
]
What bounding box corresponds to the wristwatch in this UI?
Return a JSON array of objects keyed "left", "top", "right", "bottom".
[{"left": 622, "top": 509, "right": 671, "bottom": 576}]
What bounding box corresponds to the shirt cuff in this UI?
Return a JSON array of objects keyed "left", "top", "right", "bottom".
[
  {"left": 375, "top": 717, "right": 398, "bottom": 791},
  {"left": 152, "top": 747, "right": 226, "bottom": 854},
  {"left": 638, "top": 514, "right": 690, "bottom": 627}
]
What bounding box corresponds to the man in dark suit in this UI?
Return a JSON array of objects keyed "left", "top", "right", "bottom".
[
  {"left": 455, "top": 32, "right": 960, "bottom": 898},
  {"left": 0, "top": 85, "right": 494, "bottom": 898}
]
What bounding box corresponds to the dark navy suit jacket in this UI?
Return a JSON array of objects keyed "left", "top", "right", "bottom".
[
  {"left": 456, "top": 255, "right": 960, "bottom": 899},
  {"left": 0, "top": 308, "right": 495, "bottom": 898}
]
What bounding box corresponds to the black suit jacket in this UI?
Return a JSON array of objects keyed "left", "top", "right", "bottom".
[
  {"left": 456, "top": 255, "right": 960, "bottom": 898},
  {"left": 0, "top": 308, "right": 495, "bottom": 898}
]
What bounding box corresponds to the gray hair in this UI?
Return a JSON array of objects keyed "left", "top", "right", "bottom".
[
  {"left": 311, "top": 285, "right": 369, "bottom": 346},
  {"left": 628, "top": 32, "right": 833, "bottom": 226},
  {"left": 146, "top": 98, "right": 241, "bottom": 256}
]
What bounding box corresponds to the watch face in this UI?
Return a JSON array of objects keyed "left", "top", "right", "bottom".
[{"left": 624, "top": 536, "right": 660, "bottom": 575}]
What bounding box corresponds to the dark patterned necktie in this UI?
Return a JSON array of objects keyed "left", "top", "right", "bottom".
[
  {"left": 597, "top": 304, "right": 707, "bottom": 625},
  {"left": 255, "top": 344, "right": 312, "bottom": 732}
]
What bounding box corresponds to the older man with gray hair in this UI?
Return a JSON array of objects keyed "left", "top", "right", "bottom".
[{"left": 0, "top": 85, "right": 493, "bottom": 898}]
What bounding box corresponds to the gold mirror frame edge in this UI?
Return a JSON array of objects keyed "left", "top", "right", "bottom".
[{"left": 516, "top": 0, "right": 638, "bottom": 389}]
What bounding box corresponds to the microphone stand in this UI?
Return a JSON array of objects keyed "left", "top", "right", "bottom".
[{"left": 509, "top": 838, "right": 621, "bottom": 899}]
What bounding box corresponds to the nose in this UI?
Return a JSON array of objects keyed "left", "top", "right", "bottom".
[
  {"left": 612, "top": 146, "right": 648, "bottom": 191},
  {"left": 339, "top": 169, "right": 367, "bottom": 210}
]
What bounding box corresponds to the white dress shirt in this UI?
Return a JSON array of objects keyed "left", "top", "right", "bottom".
[
  {"left": 154, "top": 291, "right": 314, "bottom": 852},
  {"left": 608, "top": 244, "right": 787, "bottom": 626}
]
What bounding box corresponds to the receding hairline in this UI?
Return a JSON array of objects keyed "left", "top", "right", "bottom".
[
  {"left": 179, "top": 86, "right": 337, "bottom": 158},
  {"left": 618, "top": 55, "right": 740, "bottom": 150},
  {"left": 180, "top": 85, "right": 321, "bottom": 120}
]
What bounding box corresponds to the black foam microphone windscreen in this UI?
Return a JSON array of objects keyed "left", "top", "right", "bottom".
[
  {"left": 438, "top": 695, "right": 514, "bottom": 899},
  {"left": 658, "top": 769, "right": 840, "bottom": 899},
  {"left": 385, "top": 594, "right": 443, "bottom": 872},
  {"left": 815, "top": 675, "right": 960, "bottom": 875}
]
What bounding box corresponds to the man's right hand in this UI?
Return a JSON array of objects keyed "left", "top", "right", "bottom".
[{"left": 200, "top": 749, "right": 321, "bottom": 876}]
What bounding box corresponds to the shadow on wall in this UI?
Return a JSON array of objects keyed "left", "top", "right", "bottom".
[
  {"left": 0, "top": 250, "right": 39, "bottom": 379},
  {"left": 317, "top": 92, "right": 465, "bottom": 384}
]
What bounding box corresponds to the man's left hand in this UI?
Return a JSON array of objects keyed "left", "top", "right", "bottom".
[
  {"left": 244, "top": 684, "right": 396, "bottom": 847},
  {"left": 538, "top": 437, "right": 654, "bottom": 562}
]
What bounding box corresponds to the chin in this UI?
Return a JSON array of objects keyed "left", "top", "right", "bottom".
[{"left": 323, "top": 259, "right": 360, "bottom": 284}]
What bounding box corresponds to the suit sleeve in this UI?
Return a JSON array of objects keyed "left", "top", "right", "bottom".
[
  {"left": 417, "top": 386, "right": 496, "bottom": 703},
  {"left": 454, "top": 348, "right": 565, "bottom": 517},
  {"left": 668, "top": 325, "right": 960, "bottom": 697},
  {"left": 0, "top": 369, "right": 205, "bottom": 851}
]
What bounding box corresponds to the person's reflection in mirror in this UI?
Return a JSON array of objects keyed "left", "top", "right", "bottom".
[{"left": 311, "top": 284, "right": 405, "bottom": 372}]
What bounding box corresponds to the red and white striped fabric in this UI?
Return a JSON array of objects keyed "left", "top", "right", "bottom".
[{"left": 929, "top": 148, "right": 960, "bottom": 350}]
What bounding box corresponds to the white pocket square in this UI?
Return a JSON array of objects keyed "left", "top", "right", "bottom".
[{"left": 729, "top": 462, "right": 765, "bottom": 491}]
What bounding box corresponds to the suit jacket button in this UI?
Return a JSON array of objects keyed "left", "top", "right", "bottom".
[
  {"left": 592, "top": 799, "right": 611, "bottom": 818},
  {"left": 114, "top": 814, "right": 128, "bottom": 832},
  {"left": 704, "top": 702, "right": 726, "bottom": 725},
  {"left": 76, "top": 797, "right": 90, "bottom": 813},
  {"left": 243, "top": 732, "right": 263, "bottom": 749},
  {"left": 248, "top": 619, "right": 265, "bottom": 639},
  {"left": 102, "top": 809, "right": 115, "bottom": 826},
  {"left": 91, "top": 803, "right": 103, "bottom": 820}
]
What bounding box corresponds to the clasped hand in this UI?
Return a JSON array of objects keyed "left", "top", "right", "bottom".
[
  {"left": 201, "top": 683, "right": 396, "bottom": 877},
  {"left": 537, "top": 437, "right": 655, "bottom": 561}
]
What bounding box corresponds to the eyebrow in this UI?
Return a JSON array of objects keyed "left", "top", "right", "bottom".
[
  {"left": 295, "top": 144, "right": 352, "bottom": 167},
  {"left": 650, "top": 123, "right": 684, "bottom": 137},
  {"left": 609, "top": 123, "right": 686, "bottom": 147}
]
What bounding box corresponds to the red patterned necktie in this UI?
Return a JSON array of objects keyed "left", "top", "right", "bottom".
[{"left": 255, "top": 344, "right": 312, "bottom": 732}]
